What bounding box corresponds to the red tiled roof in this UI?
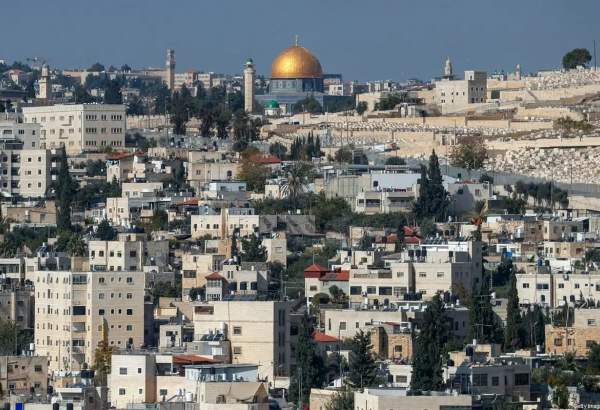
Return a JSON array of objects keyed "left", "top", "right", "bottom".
[
  {"left": 107, "top": 152, "right": 134, "bottom": 160},
  {"left": 304, "top": 263, "right": 330, "bottom": 279},
  {"left": 319, "top": 270, "right": 349, "bottom": 282},
  {"left": 312, "top": 331, "right": 341, "bottom": 343},
  {"left": 205, "top": 272, "right": 225, "bottom": 280},
  {"left": 405, "top": 236, "right": 422, "bottom": 244},
  {"left": 182, "top": 198, "right": 199, "bottom": 206},
  {"left": 173, "top": 355, "right": 220, "bottom": 365},
  {"left": 251, "top": 154, "right": 281, "bottom": 165}
]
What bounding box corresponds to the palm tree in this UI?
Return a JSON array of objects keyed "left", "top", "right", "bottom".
[
  {"left": 281, "top": 162, "right": 313, "bottom": 207},
  {"left": 67, "top": 234, "right": 87, "bottom": 257}
]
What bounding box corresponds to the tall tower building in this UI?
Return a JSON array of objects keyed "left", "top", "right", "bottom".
[
  {"left": 165, "top": 49, "right": 175, "bottom": 91},
  {"left": 515, "top": 64, "right": 522, "bottom": 81},
  {"left": 243, "top": 58, "right": 256, "bottom": 113},
  {"left": 37, "top": 64, "right": 51, "bottom": 99},
  {"left": 444, "top": 57, "right": 454, "bottom": 79}
]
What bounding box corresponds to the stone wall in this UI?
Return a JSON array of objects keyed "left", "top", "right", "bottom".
[{"left": 127, "top": 115, "right": 170, "bottom": 129}]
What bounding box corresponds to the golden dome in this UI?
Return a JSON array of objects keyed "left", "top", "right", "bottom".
[{"left": 271, "top": 45, "right": 323, "bottom": 79}]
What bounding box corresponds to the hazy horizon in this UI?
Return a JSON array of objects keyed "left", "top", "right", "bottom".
[{"left": 3, "top": 0, "right": 600, "bottom": 81}]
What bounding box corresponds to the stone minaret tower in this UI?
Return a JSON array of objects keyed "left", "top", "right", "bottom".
[
  {"left": 444, "top": 57, "right": 453, "bottom": 78},
  {"left": 515, "top": 64, "right": 522, "bottom": 81},
  {"left": 243, "top": 58, "right": 256, "bottom": 113},
  {"left": 165, "top": 49, "right": 175, "bottom": 91},
  {"left": 37, "top": 64, "right": 51, "bottom": 99}
]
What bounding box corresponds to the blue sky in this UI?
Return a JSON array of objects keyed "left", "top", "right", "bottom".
[{"left": 2, "top": 0, "right": 599, "bottom": 81}]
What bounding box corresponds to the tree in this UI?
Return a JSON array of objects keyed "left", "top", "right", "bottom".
[
  {"left": 73, "top": 84, "right": 95, "bottom": 103},
  {"left": 325, "top": 388, "right": 354, "bottom": 410},
  {"left": 562, "top": 48, "right": 592, "bottom": 70},
  {"left": 281, "top": 162, "right": 313, "bottom": 207},
  {"left": 334, "top": 147, "right": 353, "bottom": 163},
  {"left": 151, "top": 209, "right": 169, "bottom": 231},
  {"left": 0, "top": 318, "right": 32, "bottom": 355},
  {"left": 468, "top": 274, "right": 504, "bottom": 344},
  {"left": 188, "top": 287, "right": 204, "bottom": 302},
  {"left": 88, "top": 62, "right": 105, "bottom": 72},
  {"left": 450, "top": 137, "right": 488, "bottom": 172},
  {"left": 356, "top": 101, "right": 368, "bottom": 115},
  {"left": 86, "top": 159, "right": 106, "bottom": 177},
  {"left": 347, "top": 330, "right": 378, "bottom": 388},
  {"left": 411, "top": 294, "right": 449, "bottom": 391},
  {"left": 55, "top": 148, "right": 76, "bottom": 232},
  {"left": 292, "top": 96, "right": 322, "bottom": 114},
  {"left": 93, "top": 320, "right": 115, "bottom": 385},
  {"left": 288, "top": 314, "right": 326, "bottom": 406},
  {"left": 241, "top": 234, "right": 266, "bottom": 262},
  {"left": 328, "top": 285, "right": 347, "bottom": 305},
  {"left": 96, "top": 219, "right": 117, "bottom": 241},
  {"left": 504, "top": 272, "right": 525, "bottom": 351},
  {"left": 67, "top": 234, "right": 87, "bottom": 257},
  {"left": 126, "top": 95, "right": 145, "bottom": 115},
  {"left": 170, "top": 85, "right": 194, "bottom": 135},
  {"left": 238, "top": 147, "right": 268, "bottom": 192},
  {"left": 104, "top": 79, "right": 123, "bottom": 104},
  {"left": 269, "top": 142, "right": 288, "bottom": 159},
  {"left": 587, "top": 342, "right": 600, "bottom": 374},
  {"left": 413, "top": 150, "right": 449, "bottom": 222},
  {"left": 358, "top": 234, "right": 373, "bottom": 251}
]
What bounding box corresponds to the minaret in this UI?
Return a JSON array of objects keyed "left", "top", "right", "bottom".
[
  {"left": 243, "top": 58, "right": 256, "bottom": 113},
  {"left": 37, "top": 64, "right": 51, "bottom": 99},
  {"left": 515, "top": 64, "right": 522, "bottom": 81},
  {"left": 165, "top": 49, "right": 175, "bottom": 91},
  {"left": 444, "top": 57, "right": 453, "bottom": 79}
]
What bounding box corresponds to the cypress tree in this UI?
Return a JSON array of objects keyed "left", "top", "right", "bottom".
[
  {"left": 288, "top": 313, "right": 326, "bottom": 406},
  {"left": 426, "top": 150, "right": 449, "bottom": 222},
  {"left": 504, "top": 272, "right": 525, "bottom": 351},
  {"left": 411, "top": 294, "right": 449, "bottom": 391},
  {"left": 347, "top": 330, "right": 378, "bottom": 388},
  {"left": 56, "top": 148, "right": 76, "bottom": 232},
  {"left": 413, "top": 165, "right": 429, "bottom": 222},
  {"left": 468, "top": 273, "right": 503, "bottom": 344}
]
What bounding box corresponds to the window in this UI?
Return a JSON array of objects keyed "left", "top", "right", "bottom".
[
  {"left": 536, "top": 283, "right": 549, "bottom": 290},
  {"left": 514, "top": 373, "right": 529, "bottom": 386},
  {"left": 554, "top": 338, "right": 563, "bottom": 346},
  {"left": 473, "top": 373, "right": 488, "bottom": 387},
  {"left": 34, "top": 365, "right": 42, "bottom": 372},
  {"left": 350, "top": 286, "right": 362, "bottom": 295},
  {"left": 366, "top": 286, "right": 376, "bottom": 295},
  {"left": 492, "top": 376, "right": 499, "bottom": 386},
  {"left": 339, "top": 321, "right": 347, "bottom": 330},
  {"left": 589, "top": 319, "right": 597, "bottom": 326},
  {"left": 119, "top": 389, "right": 126, "bottom": 396},
  {"left": 233, "top": 326, "right": 242, "bottom": 335},
  {"left": 160, "top": 389, "right": 168, "bottom": 397},
  {"left": 126, "top": 309, "right": 133, "bottom": 315},
  {"left": 395, "top": 375, "right": 408, "bottom": 383},
  {"left": 119, "top": 368, "right": 127, "bottom": 375},
  {"left": 233, "top": 346, "right": 242, "bottom": 355},
  {"left": 138, "top": 368, "right": 142, "bottom": 374},
  {"left": 522, "top": 283, "right": 529, "bottom": 288},
  {"left": 378, "top": 287, "right": 392, "bottom": 295}
]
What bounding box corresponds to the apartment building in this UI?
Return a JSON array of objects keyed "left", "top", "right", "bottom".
[
  {"left": 33, "top": 270, "right": 145, "bottom": 371},
  {"left": 434, "top": 70, "right": 487, "bottom": 113},
  {"left": 0, "top": 281, "right": 34, "bottom": 329},
  {"left": 106, "top": 152, "right": 148, "bottom": 182},
  {"left": 517, "top": 272, "right": 600, "bottom": 308},
  {"left": 323, "top": 304, "right": 470, "bottom": 340},
  {"left": 187, "top": 153, "right": 240, "bottom": 191},
  {"left": 88, "top": 237, "right": 169, "bottom": 272},
  {"left": 22, "top": 104, "right": 126, "bottom": 155},
  {"left": 0, "top": 121, "right": 53, "bottom": 198},
  {"left": 448, "top": 345, "right": 531, "bottom": 402},
  {"left": 191, "top": 208, "right": 259, "bottom": 239},
  {"left": 354, "top": 389, "right": 472, "bottom": 410},
  {"left": 182, "top": 252, "right": 226, "bottom": 296},
  {"left": 193, "top": 300, "right": 291, "bottom": 382},
  {"left": 0, "top": 356, "right": 48, "bottom": 395},
  {"left": 545, "top": 308, "right": 600, "bottom": 357},
  {"left": 347, "top": 240, "right": 482, "bottom": 306}
]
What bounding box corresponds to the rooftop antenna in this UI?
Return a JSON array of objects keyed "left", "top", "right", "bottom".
[{"left": 295, "top": 35, "right": 299, "bottom": 47}]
